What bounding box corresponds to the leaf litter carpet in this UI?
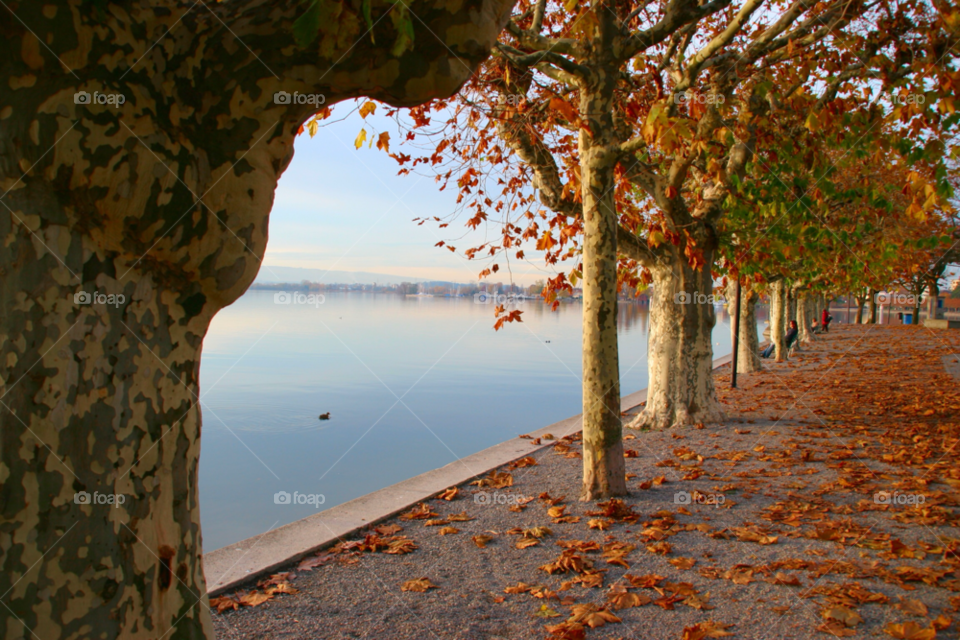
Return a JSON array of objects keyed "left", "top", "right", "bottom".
[{"left": 211, "top": 324, "right": 960, "bottom": 640}]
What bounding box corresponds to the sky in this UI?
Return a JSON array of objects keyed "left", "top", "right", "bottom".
[
  {"left": 261, "top": 102, "right": 960, "bottom": 290},
  {"left": 260, "top": 105, "right": 554, "bottom": 286}
]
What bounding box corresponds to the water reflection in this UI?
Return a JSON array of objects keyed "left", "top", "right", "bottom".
[{"left": 198, "top": 291, "right": 761, "bottom": 550}]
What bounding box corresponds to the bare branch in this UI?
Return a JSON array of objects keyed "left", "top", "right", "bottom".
[
  {"left": 495, "top": 42, "right": 589, "bottom": 81},
  {"left": 675, "top": 0, "right": 765, "bottom": 92},
  {"left": 625, "top": 0, "right": 734, "bottom": 60}
]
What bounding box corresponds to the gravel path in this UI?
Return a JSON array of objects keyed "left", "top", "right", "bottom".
[{"left": 210, "top": 324, "right": 960, "bottom": 640}]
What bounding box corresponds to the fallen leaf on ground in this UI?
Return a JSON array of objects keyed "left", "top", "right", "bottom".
[
  {"left": 509, "top": 456, "right": 538, "bottom": 469},
  {"left": 424, "top": 518, "right": 449, "bottom": 526},
  {"left": 209, "top": 595, "right": 240, "bottom": 612},
  {"left": 607, "top": 591, "right": 651, "bottom": 610},
  {"left": 766, "top": 572, "right": 802, "bottom": 586},
  {"left": 401, "top": 503, "right": 438, "bottom": 520},
  {"left": 265, "top": 583, "right": 298, "bottom": 595},
  {"left": 472, "top": 534, "right": 494, "bottom": 548},
  {"left": 684, "top": 593, "right": 714, "bottom": 610},
  {"left": 624, "top": 573, "right": 665, "bottom": 588},
  {"left": 447, "top": 511, "right": 474, "bottom": 522},
  {"left": 567, "top": 603, "right": 621, "bottom": 628},
  {"left": 822, "top": 606, "right": 863, "bottom": 628},
  {"left": 682, "top": 620, "right": 734, "bottom": 639},
  {"left": 401, "top": 578, "right": 438, "bottom": 592},
  {"left": 884, "top": 621, "right": 937, "bottom": 639},
  {"left": 471, "top": 471, "right": 514, "bottom": 489},
  {"left": 238, "top": 591, "right": 273, "bottom": 607},
  {"left": 544, "top": 621, "right": 586, "bottom": 640},
  {"left": 505, "top": 582, "right": 533, "bottom": 594},
  {"left": 438, "top": 487, "right": 459, "bottom": 501},
  {"left": 932, "top": 615, "right": 952, "bottom": 630},
  {"left": 383, "top": 537, "right": 417, "bottom": 554},
  {"left": 375, "top": 524, "right": 402, "bottom": 536},
  {"left": 646, "top": 541, "right": 672, "bottom": 555},
  {"left": 895, "top": 597, "right": 928, "bottom": 616},
  {"left": 535, "top": 604, "right": 562, "bottom": 618},
  {"left": 297, "top": 553, "right": 332, "bottom": 571}
]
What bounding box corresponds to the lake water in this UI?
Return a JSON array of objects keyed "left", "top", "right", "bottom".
[{"left": 198, "top": 290, "right": 764, "bottom": 550}]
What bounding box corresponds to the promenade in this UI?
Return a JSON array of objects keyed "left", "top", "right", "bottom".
[{"left": 211, "top": 324, "right": 960, "bottom": 640}]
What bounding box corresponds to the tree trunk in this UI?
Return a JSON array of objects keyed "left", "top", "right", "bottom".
[
  {"left": 868, "top": 288, "right": 878, "bottom": 323},
  {"left": 788, "top": 287, "right": 802, "bottom": 352},
  {"left": 0, "top": 2, "right": 513, "bottom": 638},
  {"left": 928, "top": 281, "right": 940, "bottom": 320},
  {"left": 787, "top": 286, "right": 797, "bottom": 330},
  {"left": 855, "top": 296, "right": 867, "bottom": 323},
  {"left": 796, "top": 292, "right": 814, "bottom": 344},
  {"left": 629, "top": 249, "right": 724, "bottom": 430},
  {"left": 577, "top": 14, "right": 626, "bottom": 500},
  {"left": 770, "top": 280, "right": 787, "bottom": 361},
  {"left": 727, "top": 280, "right": 762, "bottom": 373}
]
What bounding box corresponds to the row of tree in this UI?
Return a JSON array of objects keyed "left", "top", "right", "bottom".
[
  {"left": 303, "top": 0, "right": 960, "bottom": 498},
  {"left": 326, "top": 0, "right": 958, "bottom": 500}
]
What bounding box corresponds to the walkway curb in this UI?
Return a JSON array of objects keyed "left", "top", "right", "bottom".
[{"left": 202, "top": 353, "right": 733, "bottom": 596}]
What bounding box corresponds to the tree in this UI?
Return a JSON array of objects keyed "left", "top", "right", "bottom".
[
  {"left": 0, "top": 2, "right": 513, "bottom": 638},
  {"left": 390, "top": 0, "right": 746, "bottom": 498},
  {"left": 725, "top": 278, "right": 762, "bottom": 373},
  {"left": 388, "top": 0, "right": 922, "bottom": 508}
]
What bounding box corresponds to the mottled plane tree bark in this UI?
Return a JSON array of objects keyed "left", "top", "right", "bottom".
[
  {"left": 768, "top": 279, "right": 788, "bottom": 361},
  {"left": 726, "top": 279, "right": 761, "bottom": 373},
  {"left": 854, "top": 288, "right": 868, "bottom": 324},
  {"left": 796, "top": 290, "right": 816, "bottom": 343},
  {"left": 0, "top": 1, "right": 513, "bottom": 638}
]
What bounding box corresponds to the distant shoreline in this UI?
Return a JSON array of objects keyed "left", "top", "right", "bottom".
[{"left": 247, "top": 282, "right": 652, "bottom": 303}]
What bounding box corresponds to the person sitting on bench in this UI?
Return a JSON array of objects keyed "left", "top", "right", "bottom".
[{"left": 761, "top": 320, "right": 798, "bottom": 358}]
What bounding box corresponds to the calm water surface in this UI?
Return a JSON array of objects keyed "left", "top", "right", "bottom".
[{"left": 198, "top": 291, "right": 763, "bottom": 550}]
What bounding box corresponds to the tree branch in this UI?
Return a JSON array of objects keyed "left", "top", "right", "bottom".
[
  {"left": 625, "top": 0, "right": 733, "bottom": 60},
  {"left": 674, "top": 0, "right": 765, "bottom": 92},
  {"left": 496, "top": 43, "right": 588, "bottom": 81}
]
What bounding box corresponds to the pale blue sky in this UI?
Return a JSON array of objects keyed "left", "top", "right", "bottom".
[
  {"left": 262, "top": 103, "right": 960, "bottom": 290},
  {"left": 261, "top": 105, "right": 555, "bottom": 286}
]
